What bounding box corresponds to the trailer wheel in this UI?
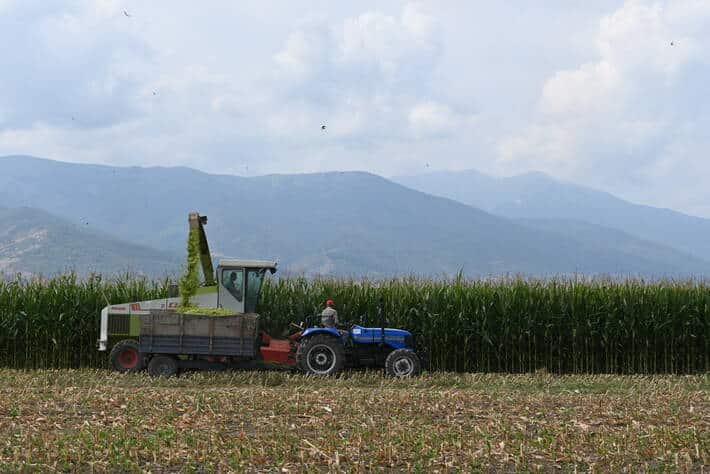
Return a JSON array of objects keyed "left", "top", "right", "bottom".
[
  {"left": 385, "top": 349, "right": 421, "bottom": 377},
  {"left": 109, "top": 339, "right": 145, "bottom": 373},
  {"left": 147, "top": 355, "right": 179, "bottom": 377},
  {"left": 296, "top": 335, "right": 345, "bottom": 376}
]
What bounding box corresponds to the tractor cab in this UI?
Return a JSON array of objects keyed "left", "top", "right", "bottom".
[{"left": 216, "top": 259, "right": 277, "bottom": 313}]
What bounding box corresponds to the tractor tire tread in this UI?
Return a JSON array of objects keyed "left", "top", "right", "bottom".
[
  {"left": 296, "top": 334, "right": 345, "bottom": 376},
  {"left": 385, "top": 349, "right": 421, "bottom": 377}
]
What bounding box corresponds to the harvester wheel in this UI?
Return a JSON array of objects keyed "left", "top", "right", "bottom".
[
  {"left": 109, "top": 339, "right": 146, "bottom": 373},
  {"left": 147, "top": 355, "right": 179, "bottom": 377},
  {"left": 385, "top": 349, "right": 421, "bottom": 377},
  {"left": 296, "top": 335, "right": 345, "bottom": 376}
]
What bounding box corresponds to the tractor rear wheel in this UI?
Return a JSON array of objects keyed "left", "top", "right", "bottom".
[
  {"left": 147, "top": 355, "right": 179, "bottom": 377},
  {"left": 109, "top": 339, "right": 145, "bottom": 373},
  {"left": 385, "top": 349, "right": 421, "bottom": 377},
  {"left": 296, "top": 335, "right": 345, "bottom": 376}
]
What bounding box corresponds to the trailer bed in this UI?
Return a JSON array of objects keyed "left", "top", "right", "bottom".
[{"left": 139, "top": 310, "right": 259, "bottom": 357}]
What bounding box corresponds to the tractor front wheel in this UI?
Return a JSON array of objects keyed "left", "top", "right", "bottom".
[
  {"left": 296, "top": 335, "right": 345, "bottom": 376},
  {"left": 147, "top": 355, "right": 179, "bottom": 377},
  {"left": 385, "top": 349, "right": 421, "bottom": 377},
  {"left": 109, "top": 339, "right": 146, "bottom": 373}
]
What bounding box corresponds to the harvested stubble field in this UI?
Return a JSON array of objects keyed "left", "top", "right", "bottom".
[{"left": 0, "top": 370, "right": 707, "bottom": 472}]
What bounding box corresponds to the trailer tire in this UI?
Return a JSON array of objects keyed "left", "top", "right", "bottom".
[
  {"left": 296, "top": 335, "right": 345, "bottom": 376},
  {"left": 385, "top": 349, "right": 421, "bottom": 377},
  {"left": 109, "top": 339, "right": 146, "bottom": 373},
  {"left": 147, "top": 355, "right": 179, "bottom": 377}
]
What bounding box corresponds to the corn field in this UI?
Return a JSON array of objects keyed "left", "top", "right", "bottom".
[
  {"left": 0, "top": 274, "right": 166, "bottom": 369},
  {"left": 0, "top": 274, "right": 708, "bottom": 373}
]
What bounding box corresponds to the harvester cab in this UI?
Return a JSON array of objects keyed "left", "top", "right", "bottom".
[{"left": 216, "top": 260, "right": 276, "bottom": 313}]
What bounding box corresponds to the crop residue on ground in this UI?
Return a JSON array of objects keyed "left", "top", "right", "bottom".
[{"left": 0, "top": 370, "right": 707, "bottom": 471}]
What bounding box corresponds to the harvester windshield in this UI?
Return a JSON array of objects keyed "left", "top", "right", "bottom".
[{"left": 245, "top": 268, "right": 267, "bottom": 313}]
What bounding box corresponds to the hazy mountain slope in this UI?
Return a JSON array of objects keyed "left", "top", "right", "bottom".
[
  {"left": 394, "top": 170, "right": 710, "bottom": 262},
  {"left": 0, "top": 206, "right": 180, "bottom": 277},
  {"left": 0, "top": 155, "right": 708, "bottom": 277},
  {"left": 519, "top": 218, "right": 708, "bottom": 275}
]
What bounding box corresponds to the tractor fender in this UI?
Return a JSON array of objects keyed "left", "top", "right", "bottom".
[{"left": 300, "top": 327, "right": 342, "bottom": 341}]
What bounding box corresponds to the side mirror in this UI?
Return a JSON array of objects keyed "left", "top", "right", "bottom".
[{"left": 167, "top": 284, "right": 179, "bottom": 298}]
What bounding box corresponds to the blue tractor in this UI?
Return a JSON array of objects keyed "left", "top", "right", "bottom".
[{"left": 293, "top": 306, "right": 422, "bottom": 377}]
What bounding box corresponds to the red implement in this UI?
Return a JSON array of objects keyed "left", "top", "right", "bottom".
[{"left": 259, "top": 331, "right": 298, "bottom": 366}]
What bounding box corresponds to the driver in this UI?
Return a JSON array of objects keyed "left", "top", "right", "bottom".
[
  {"left": 321, "top": 299, "right": 339, "bottom": 328},
  {"left": 322, "top": 299, "right": 351, "bottom": 345},
  {"left": 224, "top": 271, "right": 243, "bottom": 301}
]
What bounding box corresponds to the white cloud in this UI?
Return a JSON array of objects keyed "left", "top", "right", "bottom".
[
  {"left": 337, "top": 3, "right": 440, "bottom": 82},
  {"left": 408, "top": 101, "right": 471, "bottom": 138},
  {"left": 0, "top": 0, "right": 151, "bottom": 129},
  {"left": 498, "top": 0, "right": 710, "bottom": 214},
  {"left": 264, "top": 3, "right": 478, "bottom": 146},
  {"left": 275, "top": 4, "right": 440, "bottom": 90},
  {"left": 540, "top": 61, "right": 621, "bottom": 116},
  {"left": 274, "top": 24, "right": 330, "bottom": 84},
  {"left": 0, "top": 1, "right": 709, "bottom": 216}
]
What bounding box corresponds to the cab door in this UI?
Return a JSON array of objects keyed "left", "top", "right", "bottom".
[{"left": 218, "top": 267, "right": 245, "bottom": 313}]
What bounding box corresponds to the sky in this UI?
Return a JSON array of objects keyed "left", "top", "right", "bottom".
[{"left": 0, "top": 0, "right": 709, "bottom": 217}]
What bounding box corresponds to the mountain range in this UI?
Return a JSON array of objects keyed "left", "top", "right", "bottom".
[
  {"left": 0, "top": 206, "right": 179, "bottom": 277},
  {"left": 394, "top": 170, "right": 710, "bottom": 263},
  {"left": 0, "top": 155, "right": 708, "bottom": 278}
]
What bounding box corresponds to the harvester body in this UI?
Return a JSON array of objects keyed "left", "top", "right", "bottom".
[
  {"left": 98, "top": 256, "right": 295, "bottom": 376},
  {"left": 98, "top": 258, "right": 276, "bottom": 350}
]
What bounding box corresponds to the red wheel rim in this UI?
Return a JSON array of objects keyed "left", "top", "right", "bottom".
[{"left": 118, "top": 348, "right": 138, "bottom": 368}]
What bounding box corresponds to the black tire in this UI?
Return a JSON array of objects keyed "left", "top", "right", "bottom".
[
  {"left": 296, "top": 335, "right": 345, "bottom": 376},
  {"left": 385, "top": 349, "right": 421, "bottom": 377},
  {"left": 147, "top": 355, "right": 179, "bottom": 377},
  {"left": 109, "top": 339, "right": 146, "bottom": 373}
]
